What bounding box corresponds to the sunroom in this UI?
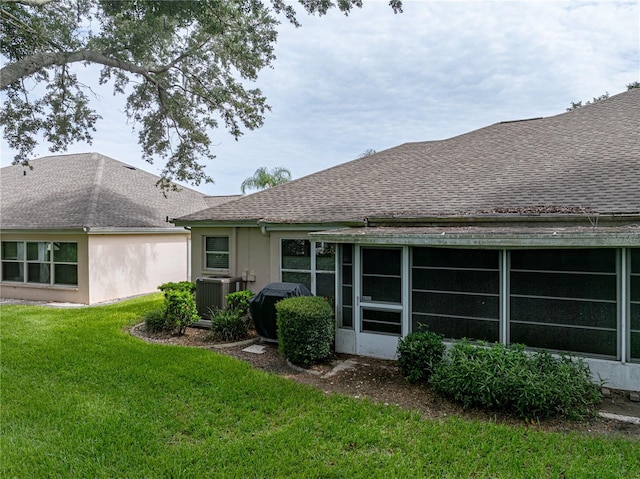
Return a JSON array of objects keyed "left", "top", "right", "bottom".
[{"left": 310, "top": 225, "right": 640, "bottom": 391}]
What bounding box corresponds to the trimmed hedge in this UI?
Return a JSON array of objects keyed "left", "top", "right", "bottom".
[
  {"left": 429, "top": 341, "right": 602, "bottom": 420},
  {"left": 158, "top": 281, "right": 196, "bottom": 295},
  {"left": 397, "top": 330, "right": 445, "bottom": 383},
  {"left": 276, "top": 296, "right": 334, "bottom": 367}
]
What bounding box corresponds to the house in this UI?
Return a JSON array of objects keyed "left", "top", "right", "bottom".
[
  {"left": 0, "top": 152, "right": 238, "bottom": 305},
  {"left": 174, "top": 89, "right": 640, "bottom": 390}
]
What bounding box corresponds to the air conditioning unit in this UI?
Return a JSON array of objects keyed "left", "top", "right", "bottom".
[{"left": 195, "top": 276, "right": 243, "bottom": 320}]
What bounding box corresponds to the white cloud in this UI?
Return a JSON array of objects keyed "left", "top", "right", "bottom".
[{"left": 2, "top": 1, "right": 638, "bottom": 195}]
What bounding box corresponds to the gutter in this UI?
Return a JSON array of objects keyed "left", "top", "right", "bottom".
[
  {"left": 171, "top": 218, "right": 365, "bottom": 231},
  {"left": 83, "top": 227, "right": 191, "bottom": 235}
]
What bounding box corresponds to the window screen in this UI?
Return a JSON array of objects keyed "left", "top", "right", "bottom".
[
  {"left": 510, "top": 249, "right": 617, "bottom": 358},
  {"left": 361, "top": 248, "right": 401, "bottom": 304},
  {"left": 411, "top": 248, "right": 500, "bottom": 342},
  {"left": 631, "top": 249, "right": 640, "bottom": 362},
  {"left": 339, "top": 244, "right": 354, "bottom": 329}
]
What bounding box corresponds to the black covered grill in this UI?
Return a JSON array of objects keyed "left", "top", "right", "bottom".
[{"left": 249, "top": 282, "right": 312, "bottom": 341}]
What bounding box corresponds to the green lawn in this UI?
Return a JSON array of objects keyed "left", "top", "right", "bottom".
[{"left": 1, "top": 295, "right": 638, "bottom": 478}]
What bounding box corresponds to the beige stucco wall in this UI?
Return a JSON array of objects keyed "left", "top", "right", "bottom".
[
  {"left": 190, "top": 226, "right": 298, "bottom": 292},
  {"left": 87, "top": 232, "right": 191, "bottom": 304},
  {"left": 190, "top": 227, "right": 333, "bottom": 293},
  {"left": 0, "top": 232, "right": 90, "bottom": 303}
]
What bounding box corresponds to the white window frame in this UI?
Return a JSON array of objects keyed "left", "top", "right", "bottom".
[
  {"left": 279, "top": 239, "right": 336, "bottom": 296},
  {"left": 203, "top": 236, "right": 230, "bottom": 272},
  {"left": 1, "top": 240, "right": 78, "bottom": 286}
]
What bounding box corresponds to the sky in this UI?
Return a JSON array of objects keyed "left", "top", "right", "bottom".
[{"left": 1, "top": 0, "right": 639, "bottom": 196}]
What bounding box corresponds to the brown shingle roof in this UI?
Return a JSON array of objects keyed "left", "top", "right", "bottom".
[
  {"left": 178, "top": 89, "right": 640, "bottom": 225},
  {"left": 0, "top": 152, "right": 215, "bottom": 230}
]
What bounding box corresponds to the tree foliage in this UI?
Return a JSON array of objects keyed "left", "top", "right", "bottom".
[
  {"left": 566, "top": 82, "right": 639, "bottom": 111},
  {"left": 357, "top": 148, "right": 376, "bottom": 158},
  {"left": 240, "top": 165, "right": 291, "bottom": 193},
  {"left": 0, "top": 0, "right": 402, "bottom": 186}
]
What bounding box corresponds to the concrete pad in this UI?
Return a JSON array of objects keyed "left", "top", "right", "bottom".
[
  {"left": 243, "top": 344, "right": 266, "bottom": 354},
  {"left": 45, "top": 302, "right": 85, "bottom": 308}
]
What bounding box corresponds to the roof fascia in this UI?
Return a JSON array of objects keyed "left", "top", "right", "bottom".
[
  {"left": 257, "top": 221, "right": 355, "bottom": 233},
  {"left": 171, "top": 220, "right": 259, "bottom": 228},
  {"left": 0, "top": 228, "right": 86, "bottom": 235},
  {"left": 309, "top": 229, "right": 640, "bottom": 248},
  {"left": 174, "top": 220, "right": 362, "bottom": 232},
  {"left": 85, "top": 227, "right": 189, "bottom": 235}
]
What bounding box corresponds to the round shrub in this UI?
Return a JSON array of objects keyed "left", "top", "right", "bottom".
[
  {"left": 276, "top": 296, "right": 334, "bottom": 367},
  {"left": 397, "top": 330, "right": 445, "bottom": 383}
]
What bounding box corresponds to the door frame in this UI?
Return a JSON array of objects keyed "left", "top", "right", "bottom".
[{"left": 354, "top": 245, "right": 410, "bottom": 359}]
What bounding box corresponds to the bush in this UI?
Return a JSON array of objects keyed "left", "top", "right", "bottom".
[
  {"left": 158, "top": 281, "right": 195, "bottom": 295},
  {"left": 429, "top": 341, "right": 602, "bottom": 420},
  {"left": 163, "top": 289, "right": 199, "bottom": 336},
  {"left": 225, "top": 290, "right": 254, "bottom": 316},
  {"left": 276, "top": 296, "right": 334, "bottom": 367},
  {"left": 143, "top": 308, "right": 166, "bottom": 333},
  {"left": 209, "top": 308, "right": 249, "bottom": 342},
  {"left": 397, "top": 330, "right": 445, "bottom": 383}
]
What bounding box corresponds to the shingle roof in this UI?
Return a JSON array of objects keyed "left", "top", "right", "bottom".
[
  {"left": 177, "top": 89, "right": 640, "bottom": 225},
  {"left": 0, "top": 152, "right": 222, "bottom": 230}
]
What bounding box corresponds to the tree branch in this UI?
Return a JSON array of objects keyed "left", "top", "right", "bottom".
[
  {"left": 1, "top": 0, "right": 56, "bottom": 5},
  {"left": 1, "top": 50, "right": 160, "bottom": 90}
]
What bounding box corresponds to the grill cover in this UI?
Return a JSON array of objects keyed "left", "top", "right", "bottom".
[{"left": 250, "top": 282, "right": 312, "bottom": 341}]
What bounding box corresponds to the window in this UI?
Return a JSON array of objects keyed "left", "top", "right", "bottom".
[
  {"left": 339, "top": 244, "right": 354, "bottom": 329},
  {"left": 361, "top": 248, "right": 402, "bottom": 304},
  {"left": 411, "top": 248, "right": 500, "bottom": 342},
  {"left": 280, "top": 239, "right": 335, "bottom": 298},
  {"left": 631, "top": 248, "right": 640, "bottom": 362},
  {"left": 1, "top": 241, "right": 78, "bottom": 286},
  {"left": 205, "top": 236, "right": 229, "bottom": 270},
  {"left": 360, "top": 247, "right": 404, "bottom": 336},
  {"left": 510, "top": 249, "right": 617, "bottom": 358}
]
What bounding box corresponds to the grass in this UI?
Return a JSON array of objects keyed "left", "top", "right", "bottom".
[{"left": 1, "top": 295, "right": 639, "bottom": 478}]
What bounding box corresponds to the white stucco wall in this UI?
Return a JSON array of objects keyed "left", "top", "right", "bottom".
[{"left": 87, "top": 232, "right": 190, "bottom": 304}]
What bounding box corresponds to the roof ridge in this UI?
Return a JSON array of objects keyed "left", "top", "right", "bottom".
[{"left": 84, "top": 153, "right": 105, "bottom": 228}]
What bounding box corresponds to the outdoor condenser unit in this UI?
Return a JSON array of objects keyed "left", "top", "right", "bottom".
[{"left": 195, "top": 276, "right": 243, "bottom": 320}]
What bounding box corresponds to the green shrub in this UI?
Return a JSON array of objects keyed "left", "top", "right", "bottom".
[
  {"left": 276, "top": 296, "right": 334, "bottom": 367},
  {"left": 209, "top": 308, "right": 249, "bottom": 342},
  {"left": 158, "top": 281, "right": 195, "bottom": 295},
  {"left": 143, "top": 308, "right": 166, "bottom": 333},
  {"left": 429, "top": 341, "right": 602, "bottom": 420},
  {"left": 225, "top": 290, "right": 254, "bottom": 316},
  {"left": 163, "top": 289, "right": 199, "bottom": 335},
  {"left": 397, "top": 330, "right": 445, "bottom": 383}
]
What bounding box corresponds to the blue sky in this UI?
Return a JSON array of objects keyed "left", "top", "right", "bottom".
[{"left": 1, "top": 0, "right": 639, "bottom": 196}]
